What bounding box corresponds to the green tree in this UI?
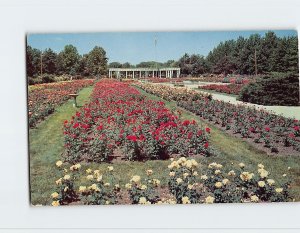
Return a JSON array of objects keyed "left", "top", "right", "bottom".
[
  {"left": 26, "top": 45, "right": 41, "bottom": 77},
  {"left": 109, "top": 62, "right": 122, "bottom": 68},
  {"left": 42, "top": 48, "right": 57, "bottom": 74},
  {"left": 85, "top": 46, "right": 108, "bottom": 76},
  {"left": 58, "top": 45, "right": 80, "bottom": 75}
]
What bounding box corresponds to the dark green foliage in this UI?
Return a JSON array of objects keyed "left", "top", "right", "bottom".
[{"left": 239, "top": 72, "right": 300, "bottom": 106}]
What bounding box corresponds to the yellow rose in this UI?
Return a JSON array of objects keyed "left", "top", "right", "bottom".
[
  {"left": 75, "top": 163, "right": 81, "bottom": 169},
  {"left": 275, "top": 188, "right": 283, "bottom": 193},
  {"left": 216, "top": 164, "right": 223, "bottom": 169},
  {"left": 267, "top": 179, "right": 275, "bottom": 185},
  {"left": 208, "top": 162, "right": 218, "bottom": 168},
  {"left": 139, "top": 197, "right": 147, "bottom": 204},
  {"left": 79, "top": 186, "right": 87, "bottom": 192},
  {"left": 258, "top": 164, "right": 264, "bottom": 169},
  {"left": 205, "top": 195, "right": 215, "bottom": 204},
  {"left": 107, "top": 166, "right": 114, "bottom": 172},
  {"left": 258, "top": 181, "right": 266, "bottom": 188},
  {"left": 193, "top": 171, "right": 198, "bottom": 176},
  {"left": 215, "top": 182, "right": 223, "bottom": 188},
  {"left": 222, "top": 179, "right": 229, "bottom": 185},
  {"left": 56, "top": 161, "right": 63, "bottom": 167},
  {"left": 182, "top": 196, "right": 191, "bottom": 204},
  {"left": 51, "top": 200, "right": 60, "bottom": 206},
  {"left": 187, "top": 184, "right": 194, "bottom": 190},
  {"left": 105, "top": 200, "right": 110, "bottom": 205},
  {"left": 228, "top": 170, "right": 236, "bottom": 176},
  {"left": 239, "top": 163, "right": 245, "bottom": 168},
  {"left": 63, "top": 174, "right": 71, "bottom": 180},
  {"left": 86, "top": 175, "right": 94, "bottom": 180},
  {"left": 55, "top": 178, "right": 62, "bottom": 185},
  {"left": 94, "top": 170, "right": 100, "bottom": 176},
  {"left": 169, "top": 172, "right": 175, "bottom": 177},
  {"left": 282, "top": 174, "right": 287, "bottom": 177},
  {"left": 125, "top": 183, "right": 132, "bottom": 189},
  {"left": 183, "top": 172, "right": 189, "bottom": 178},
  {"left": 86, "top": 168, "right": 92, "bottom": 174},
  {"left": 258, "top": 169, "right": 268, "bottom": 178},
  {"left": 51, "top": 192, "right": 59, "bottom": 199},
  {"left": 141, "top": 185, "right": 147, "bottom": 190},
  {"left": 240, "top": 172, "right": 254, "bottom": 181},
  {"left": 130, "top": 175, "right": 141, "bottom": 183},
  {"left": 146, "top": 170, "right": 153, "bottom": 176},
  {"left": 201, "top": 175, "right": 208, "bottom": 180},
  {"left": 104, "top": 182, "right": 110, "bottom": 187},
  {"left": 215, "top": 169, "right": 221, "bottom": 175},
  {"left": 250, "top": 195, "right": 259, "bottom": 202},
  {"left": 176, "top": 178, "right": 183, "bottom": 184},
  {"left": 152, "top": 179, "right": 160, "bottom": 186}
]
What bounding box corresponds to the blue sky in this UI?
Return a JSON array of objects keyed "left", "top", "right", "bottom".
[{"left": 27, "top": 30, "right": 297, "bottom": 65}]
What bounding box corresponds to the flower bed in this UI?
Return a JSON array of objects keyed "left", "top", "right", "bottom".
[
  {"left": 63, "top": 80, "right": 211, "bottom": 163},
  {"left": 137, "top": 83, "right": 300, "bottom": 154},
  {"left": 50, "top": 158, "right": 291, "bottom": 206},
  {"left": 28, "top": 79, "right": 95, "bottom": 127},
  {"left": 199, "top": 83, "right": 245, "bottom": 95}
]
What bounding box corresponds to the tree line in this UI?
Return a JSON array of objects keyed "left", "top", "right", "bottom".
[
  {"left": 27, "top": 31, "right": 298, "bottom": 78},
  {"left": 109, "top": 31, "right": 298, "bottom": 76},
  {"left": 26, "top": 44, "right": 108, "bottom": 77}
]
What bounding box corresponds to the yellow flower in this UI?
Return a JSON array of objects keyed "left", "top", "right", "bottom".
[
  {"left": 94, "top": 170, "right": 100, "bottom": 176},
  {"left": 55, "top": 178, "right": 62, "bottom": 185},
  {"left": 169, "top": 172, "right": 175, "bottom": 177},
  {"left": 51, "top": 192, "right": 59, "bottom": 199},
  {"left": 170, "top": 158, "right": 174, "bottom": 161},
  {"left": 140, "top": 185, "right": 147, "bottom": 190},
  {"left": 56, "top": 161, "right": 63, "bottom": 167},
  {"left": 259, "top": 169, "right": 268, "bottom": 178},
  {"left": 215, "top": 169, "right": 221, "bottom": 175},
  {"left": 176, "top": 178, "right": 183, "bottom": 184},
  {"left": 105, "top": 200, "right": 110, "bottom": 205},
  {"left": 75, "top": 163, "right": 81, "bottom": 169},
  {"left": 282, "top": 174, "right": 287, "bottom": 177},
  {"left": 215, "top": 182, "right": 222, "bottom": 188},
  {"left": 184, "top": 160, "right": 193, "bottom": 169},
  {"left": 258, "top": 181, "right": 266, "bottom": 188},
  {"left": 146, "top": 169, "right": 153, "bottom": 176},
  {"left": 193, "top": 171, "right": 198, "bottom": 176},
  {"left": 130, "top": 175, "right": 141, "bottom": 183},
  {"left": 64, "top": 187, "right": 69, "bottom": 192},
  {"left": 228, "top": 170, "right": 236, "bottom": 176},
  {"left": 240, "top": 172, "right": 254, "bottom": 181},
  {"left": 191, "top": 159, "right": 198, "bottom": 167},
  {"left": 288, "top": 167, "right": 291, "bottom": 170},
  {"left": 86, "top": 168, "right": 92, "bottom": 174},
  {"left": 187, "top": 184, "right": 194, "bottom": 190},
  {"left": 222, "top": 179, "right": 229, "bottom": 185},
  {"left": 275, "top": 188, "right": 283, "bottom": 193},
  {"left": 205, "top": 195, "right": 215, "bottom": 204},
  {"left": 183, "top": 172, "right": 189, "bottom": 178},
  {"left": 115, "top": 184, "right": 120, "bottom": 189},
  {"left": 258, "top": 164, "right": 264, "bottom": 169},
  {"left": 104, "top": 182, "right": 110, "bottom": 187},
  {"left": 208, "top": 162, "right": 218, "bottom": 168},
  {"left": 250, "top": 195, "right": 259, "bottom": 202},
  {"left": 107, "top": 166, "right": 114, "bottom": 172},
  {"left": 152, "top": 179, "right": 161, "bottom": 186},
  {"left": 200, "top": 175, "right": 208, "bottom": 180},
  {"left": 139, "top": 197, "right": 147, "bottom": 204},
  {"left": 70, "top": 164, "right": 81, "bottom": 171},
  {"left": 79, "top": 186, "right": 87, "bottom": 192},
  {"left": 216, "top": 164, "right": 223, "bottom": 169},
  {"left": 239, "top": 163, "right": 245, "bottom": 168},
  {"left": 182, "top": 196, "right": 191, "bottom": 204},
  {"left": 63, "top": 174, "right": 71, "bottom": 180},
  {"left": 96, "top": 175, "right": 103, "bottom": 182},
  {"left": 267, "top": 179, "right": 275, "bottom": 185},
  {"left": 51, "top": 200, "right": 60, "bottom": 206},
  {"left": 125, "top": 183, "right": 132, "bottom": 189},
  {"left": 86, "top": 175, "right": 94, "bottom": 180}
]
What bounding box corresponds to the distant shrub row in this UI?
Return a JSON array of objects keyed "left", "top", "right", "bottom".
[
  {"left": 238, "top": 72, "right": 300, "bottom": 106},
  {"left": 28, "top": 74, "right": 90, "bottom": 85}
]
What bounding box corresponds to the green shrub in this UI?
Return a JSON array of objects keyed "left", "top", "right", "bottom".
[{"left": 238, "top": 72, "right": 299, "bottom": 106}]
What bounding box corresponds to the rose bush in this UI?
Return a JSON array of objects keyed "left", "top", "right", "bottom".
[
  {"left": 137, "top": 83, "right": 300, "bottom": 154},
  {"left": 28, "top": 79, "right": 94, "bottom": 127},
  {"left": 63, "top": 79, "right": 212, "bottom": 162}
]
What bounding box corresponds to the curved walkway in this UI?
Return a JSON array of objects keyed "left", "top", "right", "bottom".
[{"left": 156, "top": 82, "right": 300, "bottom": 120}]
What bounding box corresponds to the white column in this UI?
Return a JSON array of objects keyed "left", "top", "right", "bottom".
[
  {"left": 126, "top": 71, "right": 127, "bottom": 78},
  {"left": 132, "top": 71, "right": 134, "bottom": 79},
  {"left": 152, "top": 71, "right": 154, "bottom": 77},
  {"left": 159, "top": 70, "right": 161, "bottom": 78},
  {"left": 139, "top": 71, "right": 141, "bottom": 78}
]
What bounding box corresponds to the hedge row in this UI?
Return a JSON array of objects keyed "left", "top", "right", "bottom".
[{"left": 238, "top": 73, "right": 299, "bottom": 106}]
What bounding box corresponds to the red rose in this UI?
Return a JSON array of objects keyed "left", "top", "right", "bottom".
[{"left": 205, "top": 127, "right": 211, "bottom": 133}]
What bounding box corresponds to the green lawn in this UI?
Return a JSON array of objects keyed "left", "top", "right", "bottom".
[{"left": 29, "top": 85, "right": 300, "bottom": 205}]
